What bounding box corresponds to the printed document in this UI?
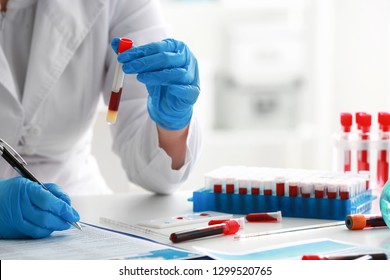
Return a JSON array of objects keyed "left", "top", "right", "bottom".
[{"left": 0, "top": 223, "right": 200, "bottom": 260}]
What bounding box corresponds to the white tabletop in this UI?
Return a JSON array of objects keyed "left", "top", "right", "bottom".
[{"left": 70, "top": 188, "right": 390, "bottom": 257}]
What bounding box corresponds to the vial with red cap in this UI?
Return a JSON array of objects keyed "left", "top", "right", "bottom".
[
  {"left": 169, "top": 220, "right": 241, "bottom": 243},
  {"left": 339, "top": 112, "right": 353, "bottom": 172},
  {"left": 107, "top": 38, "right": 133, "bottom": 124},
  {"left": 355, "top": 112, "right": 371, "bottom": 172},
  {"left": 377, "top": 112, "right": 390, "bottom": 187}
]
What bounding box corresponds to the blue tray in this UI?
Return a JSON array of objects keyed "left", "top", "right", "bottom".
[{"left": 191, "top": 188, "right": 374, "bottom": 220}]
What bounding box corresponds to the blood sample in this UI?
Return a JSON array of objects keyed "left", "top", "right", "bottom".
[
  {"left": 314, "top": 181, "right": 325, "bottom": 198},
  {"left": 339, "top": 182, "right": 350, "bottom": 200},
  {"left": 288, "top": 181, "right": 299, "bottom": 197},
  {"left": 326, "top": 183, "right": 338, "bottom": 199},
  {"left": 356, "top": 112, "right": 371, "bottom": 172},
  {"left": 377, "top": 112, "right": 390, "bottom": 187},
  {"left": 169, "top": 220, "right": 240, "bottom": 243},
  {"left": 340, "top": 112, "right": 352, "bottom": 172},
  {"left": 302, "top": 253, "right": 387, "bottom": 260},
  {"left": 213, "top": 178, "right": 222, "bottom": 193},
  {"left": 275, "top": 176, "right": 285, "bottom": 196},
  {"left": 107, "top": 38, "right": 133, "bottom": 124},
  {"left": 226, "top": 177, "right": 235, "bottom": 194},
  {"left": 263, "top": 178, "right": 273, "bottom": 196},
  {"left": 246, "top": 211, "right": 282, "bottom": 223},
  {"left": 345, "top": 213, "right": 387, "bottom": 230},
  {"left": 300, "top": 181, "right": 313, "bottom": 198}
]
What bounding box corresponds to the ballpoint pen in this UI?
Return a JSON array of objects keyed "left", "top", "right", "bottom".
[{"left": 0, "top": 138, "right": 82, "bottom": 231}]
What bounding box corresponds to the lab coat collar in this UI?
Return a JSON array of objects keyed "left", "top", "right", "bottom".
[{"left": 22, "top": 0, "right": 106, "bottom": 120}]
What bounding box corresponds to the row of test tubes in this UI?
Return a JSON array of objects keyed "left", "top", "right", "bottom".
[
  {"left": 333, "top": 112, "right": 390, "bottom": 187},
  {"left": 204, "top": 166, "right": 369, "bottom": 200}
]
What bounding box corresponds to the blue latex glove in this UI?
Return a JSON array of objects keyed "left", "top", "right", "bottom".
[
  {"left": 0, "top": 177, "right": 80, "bottom": 239},
  {"left": 111, "top": 38, "right": 200, "bottom": 130}
]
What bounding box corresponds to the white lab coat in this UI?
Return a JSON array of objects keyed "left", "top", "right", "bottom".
[{"left": 0, "top": 0, "right": 203, "bottom": 195}]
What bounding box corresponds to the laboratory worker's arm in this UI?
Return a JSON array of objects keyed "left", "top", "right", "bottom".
[
  {"left": 104, "top": 0, "right": 202, "bottom": 194},
  {"left": 0, "top": 177, "right": 80, "bottom": 239}
]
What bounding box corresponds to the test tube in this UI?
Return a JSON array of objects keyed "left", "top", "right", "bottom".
[
  {"left": 300, "top": 181, "right": 313, "bottom": 198},
  {"left": 314, "top": 180, "right": 326, "bottom": 198},
  {"left": 106, "top": 38, "right": 133, "bottom": 124},
  {"left": 358, "top": 170, "right": 370, "bottom": 190},
  {"left": 246, "top": 211, "right": 282, "bottom": 223},
  {"left": 263, "top": 177, "right": 273, "bottom": 196},
  {"left": 275, "top": 176, "right": 285, "bottom": 196},
  {"left": 340, "top": 112, "right": 353, "bottom": 172},
  {"left": 302, "top": 253, "right": 387, "bottom": 260},
  {"left": 356, "top": 112, "right": 371, "bottom": 172},
  {"left": 169, "top": 220, "right": 240, "bottom": 243},
  {"left": 213, "top": 177, "right": 223, "bottom": 193},
  {"left": 288, "top": 180, "right": 299, "bottom": 197},
  {"left": 377, "top": 112, "right": 390, "bottom": 187},
  {"left": 345, "top": 214, "right": 387, "bottom": 230},
  {"left": 340, "top": 182, "right": 351, "bottom": 200},
  {"left": 250, "top": 179, "right": 260, "bottom": 195},
  {"left": 326, "top": 181, "right": 338, "bottom": 199},
  {"left": 238, "top": 177, "right": 248, "bottom": 195}
]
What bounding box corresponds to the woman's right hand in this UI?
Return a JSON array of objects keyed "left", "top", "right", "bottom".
[{"left": 0, "top": 177, "right": 80, "bottom": 239}]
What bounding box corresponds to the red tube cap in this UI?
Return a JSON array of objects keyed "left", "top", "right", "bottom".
[
  {"left": 378, "top": 112, "right": 390, "bottom": 132},
  {"left": 356, "top": 112, "right": 371, "bottom": 132},
  {"left": 302, "top": 255, "right": 325, "bottom": 260},
  {"left": 118, "top": 38, "right": 133, "bottom": 54},
  {"left": 222, "top": 220, "right": 240, "bottom": 235},
  {"left": 340, "top": 113, "right": 352, "bottom": 132}
]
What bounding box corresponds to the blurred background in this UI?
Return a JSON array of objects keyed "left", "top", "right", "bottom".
[{"left": 92, "top": 0, "right": 390, "bottom": 193}]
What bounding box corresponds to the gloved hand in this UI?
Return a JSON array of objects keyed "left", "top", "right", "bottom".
[
  {"left": 0, "top": 177, "right": 80, "bottom": 239},
  {"left": 111, "top": 38, "right": 200, "bottom": 130}
]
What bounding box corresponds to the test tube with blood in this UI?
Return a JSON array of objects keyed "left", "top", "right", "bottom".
[
  {"left": 275, "top": 176, "right": 285, "bottom": 196},
  {"left": 263, "top": 178, "right": 273, "bottom": 196},
  {"left": 213, "top": 177, "right": 223, "bottom": 193},
  {"left": 340, "top": 112, "right": 353, "bottom": 172},
  {"left": 106, "top": 38, "right": 133, "bottom": 124},
  {"left": 358, "top": 170, "right": 370, "bottom": 190},
  {"left": 339, "top": 181, "right": 351, "bottom": 200},
  {"left": 314, "top": 181, "right": 326, "bottom": 199},
  {"left": 246, "top": 211, "right": 282, "bottom": 223},
  {"left": 377, "top": 112, "right": 390, "bottom": 187},
  {"left": 169, "top": 220, "right": 240, "bottom": 243},
  {"left": 250, "top": 179, "right": 260, "bottom": 195},
  {"left": 288, "top": 180, "right": 299, "bottom": 197},
  {"left": 327, "top": 182, "right": 338, "bottom": 199},
  {"left": 356, "top": 112, "right": 371, "bottom": 172},
  {"left": 300, "top": 181, "right": 313, "bottom": 198},
  {"left": 345, "top": 214, "right": 387, "bottom": 230}
]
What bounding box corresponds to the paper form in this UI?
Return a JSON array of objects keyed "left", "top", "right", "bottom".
[
  {"left": 194, "top": 238, "right": 390, "bottom": 260},
  {"left": 0, "top": 223, "right": 201, "bottom": 260}
]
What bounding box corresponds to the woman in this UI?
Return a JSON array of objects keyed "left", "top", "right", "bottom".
[{"left": 0, "top": 0, "right": 202, "bottom": 238}]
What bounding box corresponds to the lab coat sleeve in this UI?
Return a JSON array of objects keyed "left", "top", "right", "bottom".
[{"left": 103, "top": 0, "right": 203, "bottom": 194}]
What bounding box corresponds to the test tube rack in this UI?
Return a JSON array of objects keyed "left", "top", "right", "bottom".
[{"left": 191, "top": 166, "right": 375, "bottom": 220}]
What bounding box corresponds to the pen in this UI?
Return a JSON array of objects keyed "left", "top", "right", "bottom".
[
  {"left": 302, "top": 253, "right": 388, "bottom": 260},
  {"left": 169, "top": 220, "right": 240, "bottom": 243},
  {"left": 0, "top": 138, "right": 82, "bottom": 231}
]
